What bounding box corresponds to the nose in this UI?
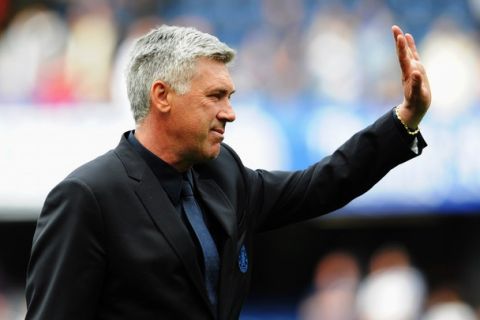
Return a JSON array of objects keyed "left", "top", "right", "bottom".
[{"left": 218, "top": 100, "right": 236, "bottom": 123}]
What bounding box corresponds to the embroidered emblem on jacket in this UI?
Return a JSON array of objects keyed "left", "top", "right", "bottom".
[{"left": 238, "top": 244, "right": 248, "bottom": 273}]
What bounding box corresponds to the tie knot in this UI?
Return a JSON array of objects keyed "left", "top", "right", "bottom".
[{"left": 181, "top": 179, "right": 194, "bottom": 197}]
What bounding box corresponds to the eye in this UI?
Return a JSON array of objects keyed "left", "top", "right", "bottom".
[
  {"left": 207, "top": 89, "right": 234, "bottom": 100},
  {"left": 209, "top": 93, "right": 222, "bottom": 99},
  {"left": 208, "top": 91, "right": 226, "bottom": 100}
]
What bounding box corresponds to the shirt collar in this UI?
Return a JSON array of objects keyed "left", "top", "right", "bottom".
[{"left": 127, "top": 131, "right": 184, "bottom": 205}]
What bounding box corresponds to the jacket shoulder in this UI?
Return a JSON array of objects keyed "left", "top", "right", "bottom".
[{"left": 65, "top": 150, "right": 123, "bottom": 185}]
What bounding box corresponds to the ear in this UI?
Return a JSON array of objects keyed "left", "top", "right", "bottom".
[{"left": 150, "top": 80, "right": 171, "bottom": 113}]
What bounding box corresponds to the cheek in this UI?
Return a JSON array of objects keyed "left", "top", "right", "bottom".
[
  {"left": 183, "top": 120, "right": 210, "bottom": 147},
  {"left": 178, "top": 103, "right": 217, "bottom": 143}
]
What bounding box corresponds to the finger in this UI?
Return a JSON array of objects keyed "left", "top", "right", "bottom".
[
  {"left": 396, "top": 34, "right": 411, "bottom": 80},
  {"left": 405, "top": 33, "right": 420, "bottom": 61},
  {"left": 391, "top": 25, "right": 403, "bottom": 42},
  {"left": 393, "top": 25, "right": 413, "bottom": 61}
]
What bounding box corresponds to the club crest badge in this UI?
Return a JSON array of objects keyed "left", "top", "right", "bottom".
[{"left": 238, "top": 244, "right": 248, "bottom": 273}]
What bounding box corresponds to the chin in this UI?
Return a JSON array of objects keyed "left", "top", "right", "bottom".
[
  {"left": 206, "top": 145, "right": 222, "bottom": 160},
  {"left": 196, "top": 152, "right": 220, "bottom": 164}
]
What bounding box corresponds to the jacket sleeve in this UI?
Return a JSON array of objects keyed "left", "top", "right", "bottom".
[
  {"left": 244, "top": 109, "right": 427, "bottom": 232},
  {"left": 25, "top": 178, "right": 107, "bottom": 320}
]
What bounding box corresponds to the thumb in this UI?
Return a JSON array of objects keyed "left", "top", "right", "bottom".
[{"left": 410, "top": 71, "right": 423, "bottom": 97}]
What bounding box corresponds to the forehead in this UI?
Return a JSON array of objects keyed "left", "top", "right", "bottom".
[{"left": 190, "top": 57, "right": 235, "bottom": 91}]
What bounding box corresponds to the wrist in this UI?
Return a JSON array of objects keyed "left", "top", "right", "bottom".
[
  {"left": 395, "top": 106, "right": 420, "bottom": 135},
  {"left": 396, "top": 100, "right": 426, "bottom": 126}
]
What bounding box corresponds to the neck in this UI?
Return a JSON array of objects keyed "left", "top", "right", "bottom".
[{"left": 134, "top": 123, "right": 192, "bottom": 173}]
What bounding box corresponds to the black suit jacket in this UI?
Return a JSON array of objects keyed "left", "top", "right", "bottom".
[{"left": 25, "top": 110, "right": 426, "bottom": 319}]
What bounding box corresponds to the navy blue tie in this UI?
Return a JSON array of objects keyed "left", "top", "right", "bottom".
[{"left": 181, "top": 175, "right": 220, "bottom": 307}]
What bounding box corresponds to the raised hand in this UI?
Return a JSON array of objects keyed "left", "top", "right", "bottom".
[{"left": 392, "top": 25, "right": 431, "bottom": 129}]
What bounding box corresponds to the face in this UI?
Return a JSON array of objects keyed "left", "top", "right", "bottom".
[{"left": 166, "top": 58, "right": 236, "bottom": 165}]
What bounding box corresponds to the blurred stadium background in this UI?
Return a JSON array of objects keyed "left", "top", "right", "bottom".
[{"left": 1, "top": 0, "right": 480, "bottom": 319}]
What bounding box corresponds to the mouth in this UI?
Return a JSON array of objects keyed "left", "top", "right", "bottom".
[
  {"left": 210, "top": 127, "right": 225, "bottom": 141},
  {"left": 211, "top": 128, "right": 225, "bottom": 135}
]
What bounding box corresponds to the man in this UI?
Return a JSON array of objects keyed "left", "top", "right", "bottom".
[{"left": 25, "top": 25, "right": 430, "bottom": 319}]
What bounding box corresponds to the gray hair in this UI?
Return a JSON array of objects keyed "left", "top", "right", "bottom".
[{"left": 126, "top": 25, "right": 236, "bottom": 123}]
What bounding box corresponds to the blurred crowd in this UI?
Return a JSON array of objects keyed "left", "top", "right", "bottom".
[
  {"left": 0, "top": 0, "right": 479, "bottom": 112},
  {"left": 298, "top": 245, "right": 479, "bottom": 320}
]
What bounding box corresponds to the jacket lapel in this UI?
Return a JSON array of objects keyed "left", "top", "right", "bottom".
[
  {"left": 194, "top": 174, "right": 239, "bottom": 316},
  {"left": 194, "top": 177, "right": 237, "bottom": 239},
  {"left": 114, "top": 134, "right": 215, "bottom": 315}
]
